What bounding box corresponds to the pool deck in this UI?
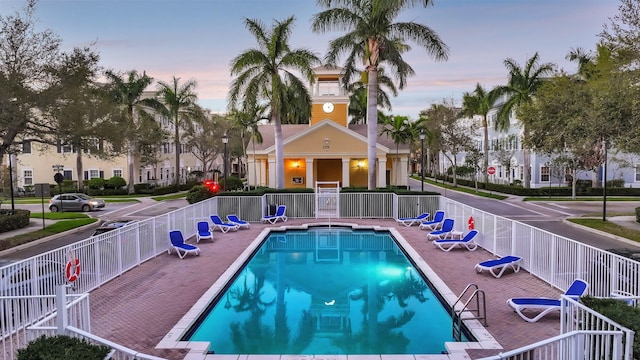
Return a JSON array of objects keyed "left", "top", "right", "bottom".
[{"left": 89, "top": 219, "right": 565, "bottom": 359}]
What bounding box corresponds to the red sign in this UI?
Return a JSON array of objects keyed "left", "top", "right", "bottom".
[{"left": 487, "top": 166, "right": 496, "bottom": 175}]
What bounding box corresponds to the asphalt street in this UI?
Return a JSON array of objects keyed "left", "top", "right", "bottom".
[{"left": 407, "top": 178, "right": 640, "bottom": 252}]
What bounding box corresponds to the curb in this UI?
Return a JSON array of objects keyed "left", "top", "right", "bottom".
[{"left": 562, "top": 218, "right": 640, "bottom": 249}]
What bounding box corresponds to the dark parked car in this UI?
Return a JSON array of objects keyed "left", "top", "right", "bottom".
[
  {"left": 48, "top": 193, "right": 106, "bottom": 212},
  {"left": 91, "top": 219, "right": 138, "bottom": 236}
]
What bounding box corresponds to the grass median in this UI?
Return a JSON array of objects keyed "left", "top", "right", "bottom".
[{"left": 0, "top": 213, "right": 98, "bottom": 252}]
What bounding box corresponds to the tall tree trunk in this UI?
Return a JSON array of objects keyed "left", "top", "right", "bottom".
[
  {"left": 366, "top": 67, "right": 378, "bottom": 190},
  {"left": 483, "top": 115, "right": 489, "bottom": 184},
  {"left": 76, "top": 149, "right": 84, "bottom": 192},
  {"left": 274, "top": 113, "right": 284, "bottom": 189},
  {"left": 126, "top": 138, "right": 135, "bottom": 194},
  {"left": 523, "top": 126, "right": 531, "bottom": 188},
  {"left": 174, "top": 115, "right": 180, "bottom": 186}
]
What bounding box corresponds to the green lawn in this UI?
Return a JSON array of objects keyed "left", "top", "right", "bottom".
[
  {"left": 567, "top": 218, "right": 640, "bottom": 243},
  {"left": 0, "top": 218, "right": 98, "bottom": 252}
]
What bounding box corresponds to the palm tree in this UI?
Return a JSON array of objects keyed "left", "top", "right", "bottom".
[
  {"left": 566, "top": 46, "right": 595, "bottom": 79},
  {"left": 312, "top": 0, "right": 449, "bottom": 189},
  {"left": 229, "top": 17, "right": 320, "bottom": 189},
  {"left": 495, "top": 52, "right": 555, "bottom": 188},
  {"left": 380, "top": 115, "right": 411, "bottom": 187},
  {"left": 154, "top": 76, "right": 198, "bottom": 186},
  {"left": 461, "top": 83, "right": 500, "bottom": 184},
  {"left": 347, "top": 68, "right": 397, "bottom": 124},
  {"left": 229, "top": 103, "right": 267, "bottom": 181},
  {"left": 105, "top": 70, "right": 161, "bottom": 194}
]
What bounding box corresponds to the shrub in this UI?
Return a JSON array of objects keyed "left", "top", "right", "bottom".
[
  {"left": 17, "top": 335, "right": 111, "bottom": 360},
  {"left": 186, "top": 185, "right": 215, "bottom": 204},
  {"left": 636, "top": 207, "right": 640, "bottom": 224},
  {"left": 106, "top": 176, "right": 126, "bottom": 189},
  {"left": 581, "top": 296, "right": 640, "bottom": 358},
  {"left": 220, "top": 175, "right": 244, "bottom": 191},
  {"left": 0, "top": 209, "right": 30, "bottom": 233},
  {"left": 86, "top": 178, "right": 105, "bottom": 190}
]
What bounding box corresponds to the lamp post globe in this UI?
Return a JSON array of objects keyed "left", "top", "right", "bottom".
[
  {"left": 222, "top": 133, "right": 228, "bottom": 191},
  {"left": 419, "top": 130, "right": 425, "bottom": 192}
]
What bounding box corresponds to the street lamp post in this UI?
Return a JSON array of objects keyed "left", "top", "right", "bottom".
[
  {"left": 222, "top": 133, "right": 228, "bottom": 192},
  {"left": 419, "top": 130, "right": 425, "bottom": 192},
  {"left": 52, "top": 164, "right": 64, "bottom": 213},
  {"left": 602, "top": 139, "right": 608, "bottom": 222}
]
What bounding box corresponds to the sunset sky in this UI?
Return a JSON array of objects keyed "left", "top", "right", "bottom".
[{"left": 2, "top": 0, "right": 622, "bottom": 119}]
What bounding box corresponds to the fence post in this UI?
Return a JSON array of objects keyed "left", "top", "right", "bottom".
[{"left": 55, "top": 285, "right": 68, "bottom": 335}]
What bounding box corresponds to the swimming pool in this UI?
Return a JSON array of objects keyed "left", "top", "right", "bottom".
[{"left": 161, "top": 223, "right": 498, "bottom": 358}]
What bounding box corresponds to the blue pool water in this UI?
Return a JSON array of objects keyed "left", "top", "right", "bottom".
[{"left": 184, "top": 226, "right": 470, "bottom": 355}]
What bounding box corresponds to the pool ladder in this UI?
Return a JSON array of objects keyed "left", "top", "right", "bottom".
[{"left": 452, "top": 283, "right": 488, "bottom": 342}]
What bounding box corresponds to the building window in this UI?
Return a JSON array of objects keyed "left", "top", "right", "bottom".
[
  {"left": 23, "top": 169, "right": 33, "bottom": 186},
  {"left": 540, "top": 166, "right": 550, "bottom": 182},
  {"left": 22, "top": 141, "right": 31, "bottom": 154},
  {"left": 63, "top": 170, "right": 72, "bottom": 181},
  {"left": 163, "top": 142, "right": 171, "bottom": 154},
  {"left": 319, "top": 81, "right": 339, "bottom": 96},
  {"left": 113, "top": 169, "right": 123, "bottom": 178},
  {"left": 89, "top": 169, "right": 100, "bottom": 179},
  {"left": 635, "top": 164, "right": 640, "bottom": 182}
]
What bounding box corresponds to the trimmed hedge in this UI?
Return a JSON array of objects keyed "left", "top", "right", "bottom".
[
  {"left": 0, "top": 209, "right": 30, "bottom": 233},
  {"left": 186, "top": 185, "right": 215, "bottom": 204},
  {"left": 636, "top": 207, "right": 640, "bottom": 223},
  {"left": 17, "top": 335, "right": 110, "bottom": 360}
]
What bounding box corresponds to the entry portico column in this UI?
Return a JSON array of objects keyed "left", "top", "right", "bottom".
[
  {"left": 342, "top": 158, "right": 350, "bottom": 187},
  {"left": 398, "top": 157, "right": 408, "bottom": 186},
  {"left": 377, "top": 157, "right": 387, "bottom": 188},
  {"left": 247, "top": 158, "right": 256, "bottom": 186},
  {"left": 268, "top": 158, "right": 276, "bottom": 188},
  {"left": 305, "top": 158, "right": 314, "bottom": 189}
]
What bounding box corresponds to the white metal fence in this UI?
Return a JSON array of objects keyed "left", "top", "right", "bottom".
[{"left": 0, "top": 193, "right": 638, "bottom": 359}]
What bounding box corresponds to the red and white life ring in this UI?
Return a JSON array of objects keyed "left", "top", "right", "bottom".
[
  {"left": 467, "top": 216, "right": 475, "bottom": 230},
  {"left": 65, "top": 258, "right": 81, "bottom": 282}
]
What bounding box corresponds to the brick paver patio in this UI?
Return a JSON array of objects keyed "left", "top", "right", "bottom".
[{"left": 89, "top": 219, "right": 566, "bottom": 359}]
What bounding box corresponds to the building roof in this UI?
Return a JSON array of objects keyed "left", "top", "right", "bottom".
[{"left": 250, "top": 123, "right": 410, "bottom": 153}]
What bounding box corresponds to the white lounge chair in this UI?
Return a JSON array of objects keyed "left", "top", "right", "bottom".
[
  {"left": 227, "top": 214, "right": 250, "bottom": 229},
  {"left": 433, "top": 230, "right": 479, "bottom": 252},
  {"left": 507, "top": 279, "right": 589, "bottom": 322},
  {"left": 426, "top": 218, "right": 455, "bottom": 240},
  {"left": 261, "top": 205, "right": 287, "bottom": 224},
  {"left": 396, "top": 212, "right": 429, "bottom": 227},
  {"left": 195, "top": 221, "right": 214, "bottom": 243},
  {"left": 168, "top": 230, "right": 201, "bottom": 259},
  {"left": 475, "top": 255, "right": 522, "bottom": 278},
  {"left": 210, "top": 215, "right": 240, "bottom": 233},
  {"left": 419, "top": 210, "right": 445, "bottom": 231}
]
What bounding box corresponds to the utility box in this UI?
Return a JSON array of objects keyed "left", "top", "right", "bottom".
[{"left": 34, "top": 183, "right": 50, "bottom": 197}]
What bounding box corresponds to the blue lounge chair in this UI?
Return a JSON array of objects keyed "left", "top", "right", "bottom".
[
  {"left": 507, "top": 279, "right": 589, "bottom": 322},
  {"left": 227, "top": 214, "right": 250, "bottom": 229},
  {"left": 475, "top": 255, "right": 522, "bottom": 278},
  {"left": 168, "top": 230, "right": 200, "bottom": 259},
  {"left": 396, "top": 212, "right": 430, "bottom": 227},
  {"left": 196, "top": 221, "right": 214, "bottom": 243},
  {"left": 426, "top": 218, "right": 455, "bottom": 240},
  {"left": 210, "top": 215, "right": 240, "bottom": 233},
  {"left": 433, "top": 230, "right": 479, "bottom": 252},
  {"left": 419, "top": 210, "right": 445, "bottom": 231},
  {"left": 261, "top": 205, "right": 287, "bottom": 224}
]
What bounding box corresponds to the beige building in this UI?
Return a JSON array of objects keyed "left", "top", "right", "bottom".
[
  {"left": 6, "top": 67, "right": 410, "bottom": 192},
  {"left": 247, "top": 66, "right": 410, "bottom": 189}
]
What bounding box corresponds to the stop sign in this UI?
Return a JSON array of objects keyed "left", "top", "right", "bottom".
[{"left": 487, "top": 166, "right": 496, "bottom": 175}]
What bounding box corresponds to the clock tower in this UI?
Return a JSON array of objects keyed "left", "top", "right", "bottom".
[{"left": 310, "top": 66, "right": 349, "bottom": 127}]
